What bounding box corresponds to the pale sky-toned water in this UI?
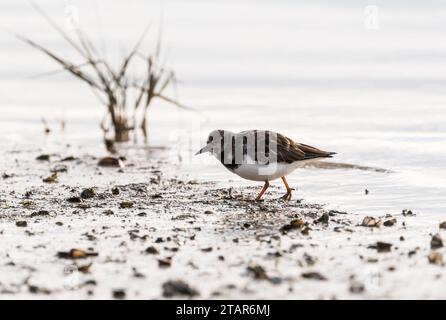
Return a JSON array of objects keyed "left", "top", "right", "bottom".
[{"left": 1, "top": 0, "right": 446, "bottom": 215}]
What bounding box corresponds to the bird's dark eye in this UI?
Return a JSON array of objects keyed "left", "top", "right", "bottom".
[{"left": 207, "top": 136, "right": 213, "bottom": 144}]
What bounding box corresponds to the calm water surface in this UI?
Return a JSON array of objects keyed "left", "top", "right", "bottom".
[{"left": 1, "top": 0, "right": 446, "bottom": 215}]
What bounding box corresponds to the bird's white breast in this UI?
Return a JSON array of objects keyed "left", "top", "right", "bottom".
[{"left": 230, "top": 160, "right": 315, "bottom": 182}]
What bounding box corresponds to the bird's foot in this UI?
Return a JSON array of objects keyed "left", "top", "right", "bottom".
[
  {"left": 280, "top": 191, "right": 293, "bottom": 201},
  {"left": 280, "top": 192, "right": 291, "bottom": 201}
]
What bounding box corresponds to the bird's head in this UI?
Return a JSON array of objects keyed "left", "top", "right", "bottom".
[{"left": 195, "top": 129, "right": 228, "bottom": 156}]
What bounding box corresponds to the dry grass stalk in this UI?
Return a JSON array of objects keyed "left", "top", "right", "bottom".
[{"left": 18, "top": 2, "right": 189, "bottom": 144}]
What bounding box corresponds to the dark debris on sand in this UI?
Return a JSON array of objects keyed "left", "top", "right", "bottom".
[
  {"left": 162, "top": 280, "right": 199, "bottom": 298},
  {"left": 368, "top": 241, "right": 393, "bottom": 253},
  {"left": 57, "top": 249, "right": 98, "bottom": 259}
]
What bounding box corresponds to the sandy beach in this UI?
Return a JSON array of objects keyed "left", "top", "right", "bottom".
[{"left": 1, "top": 142, "right": 445, "bottom": 299}]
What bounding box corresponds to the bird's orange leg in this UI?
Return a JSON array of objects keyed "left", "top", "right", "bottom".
[
  {"left": 280, "top": 176, "right": 294, "bottom": 201},
  {"left": 255, "top": 181, "right": 270, "bottom": 201}
]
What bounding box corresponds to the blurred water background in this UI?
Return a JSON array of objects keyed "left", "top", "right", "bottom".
[{"left": 1, "top": 0, "right": 446, "bottom": 215}]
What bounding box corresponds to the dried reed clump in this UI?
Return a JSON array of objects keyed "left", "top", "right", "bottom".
[{"left": 18, "top": 3, "right": 189, "bottom": 145}]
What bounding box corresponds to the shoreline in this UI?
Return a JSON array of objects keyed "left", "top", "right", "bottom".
[{"left": 0, "top": 145, "right": 445, "bottom": 299}]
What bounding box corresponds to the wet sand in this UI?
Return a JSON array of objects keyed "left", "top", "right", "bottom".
[{"left": 0, "top": 144, "right": 445, "bottom": 299}]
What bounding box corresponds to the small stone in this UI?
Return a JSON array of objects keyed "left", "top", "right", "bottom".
[
  {"left": 2, "top": 172, "right": 13, "bottom": 179},
  {"left": 98, "top": 157, "right": 124, "bottom": 168},
  {"left": 120, "top": 202, "right": 134, "bottom": 209},
  {"left": 439, "top": 221, "right": 446, "bottom": 229},
  {"left": 361, "top": 216, "right": 381, "bottom": 227},
  {"left": 158, "top": 258, "right": 172, "bottom": 268},
  {"left": 61, "top": 156, "right": 77, "bottom": 162},
  {"left": 301, "top": 227, "right": 311, "bottom": 236},
  {"left": 132, "top": 267, "right": 145, "bottom": 278},
  {"left": 368, "top": 241, "right": 392, "bottom": 253},
  {"left": 42, "top": 172, "right": 58, "bottom": 183},
  {"left": 402, "top": 209, "right": 414, "bottom": 216},
  {"left": 28, "top": 285, "right": 51, "bottom": 295},
  {"left": 408, "top": 249, "right": 418, "bottom": 257},
  {"left": 428, "top": 251, "right": 443, "bottom": 265},
  {"left": 57, "top": 249, "right": 98, "bottom": 259},
  {"left": 67, "top": 196, "right": 82, "bottom": 203},
  {"left": 383, "top": 218, "right": 397, "bottom": 227},
  {"left": 81, "top": 188, "right": 96, "bottom": 199},
  {"left": 22, "top": 200, "right": 32, "bottom": 208},
  {"left": 162, "top": 280, "right": 199, "bottom": 298},
  {"left": 303, "top": 253, "right": 317, "bottom": 266},
  {"left": 280, "top": 219, "right": 305, "bottom": 234},
  {"left": 36, "top": 154, "right": 50, "bottom": 161},
  {"left": 112, "top": 289, "right": 126, "bottom": 299},
  {"left": 145, "top": 246, "right": 159, "bottom": 255},
  {"left": 290, "top": 219, "right": 305, "bottom": 228},
  {"left": 314, "top": 212, "right": 329, "bottom": 224},
  {"left": 84, "top": 280, "right": 97, "bottom": 286},
  {"left": 51, "top": 164, "right": 68, "bottom": 173},
  {"left": 431, "top": 234, "right": 443, "bottom": 250},
  {"left": 31, "top": 210, "right": 50, "bottom": 217},
  {"left": 349, "top": 281, "right": 365, "bottom": 294},
  {"left": 103, "top": 209, "right": 114, "bottom": 216},
  {"left": 78, "top": 263, "right": 92, "bottom": 273},
  {"left": 301, "top": 272, "right": 327, "bottom": 281},
  {"left": 247, "top": 263, "right": 269, "bottom": 280},
  {"left": 16, "top": 221, "right": 27, "bottom": 227}
]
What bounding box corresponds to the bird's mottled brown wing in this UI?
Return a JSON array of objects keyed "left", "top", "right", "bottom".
[
  {"left": 274, "top": 132, "right": 306, "bottom": 163},
  {"left": 296, "top": 142, "right": 335, "bottom": 159},
  {"left": 275, "top": 132, "right": 335, "bottom": 163},
  {"left": 236, "top": 130, "right": 335, "bottom": 164}
]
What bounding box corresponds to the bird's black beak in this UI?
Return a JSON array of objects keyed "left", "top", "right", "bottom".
[{"left": 195, "top": 144, "right": 211, "bottom": 155}]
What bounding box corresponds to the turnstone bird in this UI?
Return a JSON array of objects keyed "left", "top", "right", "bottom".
[{"left": 196, "top": 130, "right": 335, "bottom": 201}]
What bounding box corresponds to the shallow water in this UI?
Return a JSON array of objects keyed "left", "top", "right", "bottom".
[{"left": 1, "top": 0, "right": 446, "bottom": 215}]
